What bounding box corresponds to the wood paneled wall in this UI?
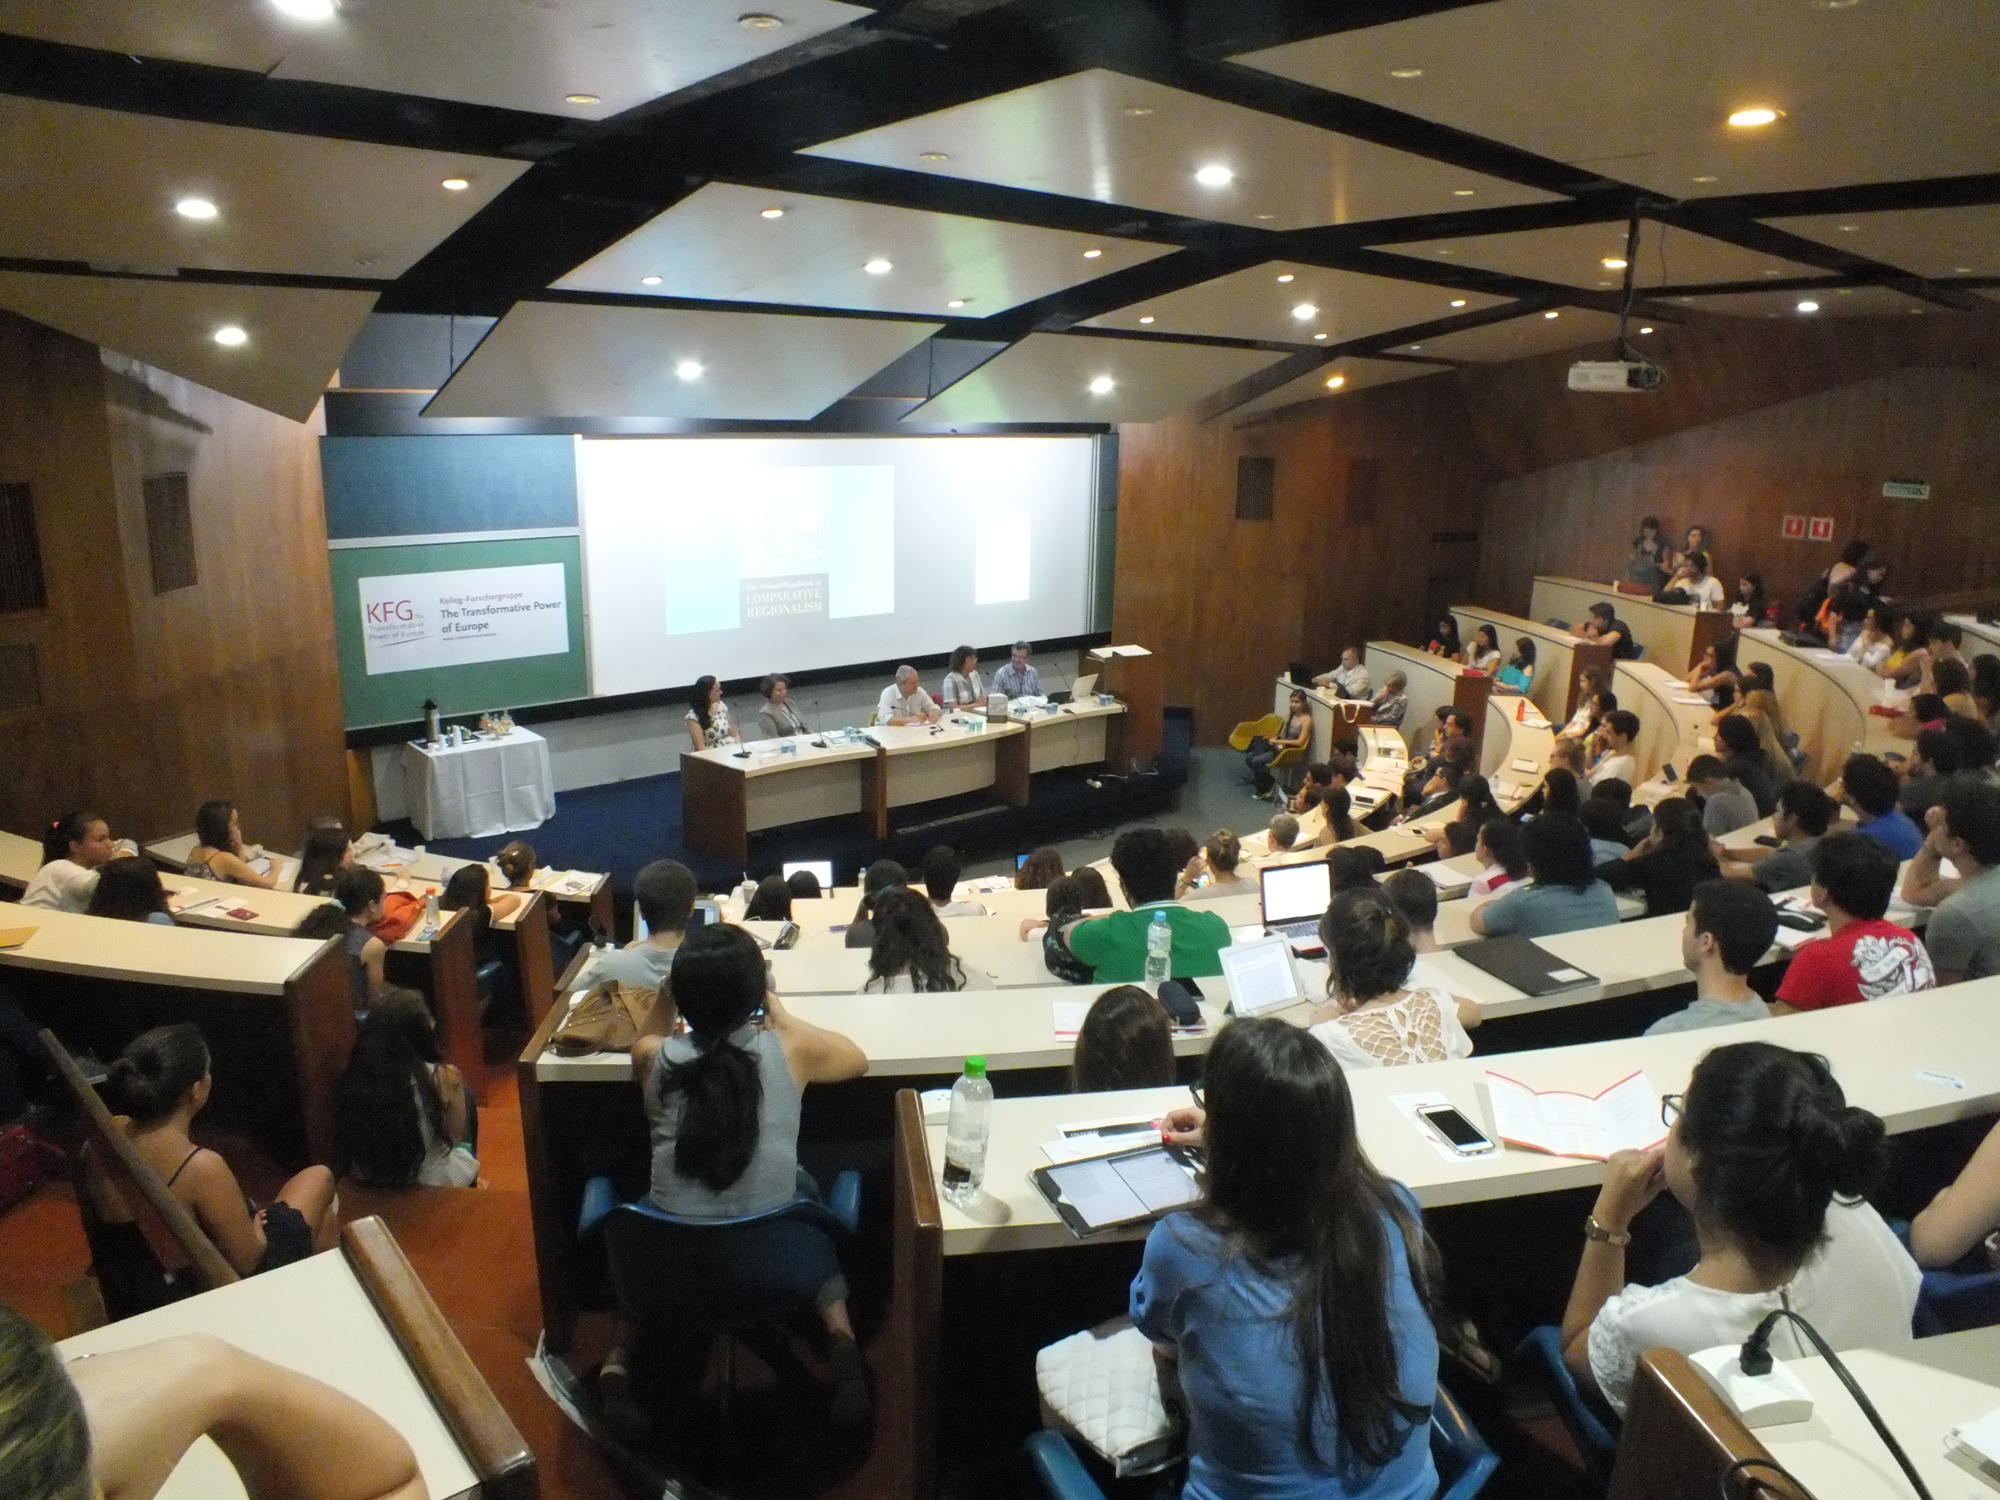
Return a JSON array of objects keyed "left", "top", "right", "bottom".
[
  {"left": 1114, "top": 309, "right": 2000, "bottom": 742},
  {"left": 0, "top": 312, "right": 348, "bottom": 847}
]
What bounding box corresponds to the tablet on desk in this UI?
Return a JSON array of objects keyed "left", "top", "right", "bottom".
[
  {"left": 1220, "top": 935, "right": 1311, "bottom": 1016},
  {"left": 1030, "top": 1143, "right": 1203, "bottom": 1237}
]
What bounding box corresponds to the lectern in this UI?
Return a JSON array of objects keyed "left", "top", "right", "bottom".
[{"left": 1088, "top": 644, "right": 1159, "bottom": 771}]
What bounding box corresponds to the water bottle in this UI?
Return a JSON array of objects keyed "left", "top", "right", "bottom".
[
  {"left": 422, "top": 888, "right": 441, "bottom": 940},
  {"left": 1143, "top": 910, "right": 1173, "bottom": 991},
  {"left": 941, "top": 1056, "right": 993, "bottom": 1206}
]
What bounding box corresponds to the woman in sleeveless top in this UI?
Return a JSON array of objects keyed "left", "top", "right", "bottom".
[
  {"left": 185, "top": 800, "right": 279, "bottom": 889},
  {"left": 630, "top": 924, "right": 871, "bottom": 1421},
  {"left": 1310, "top": 888, "right": 1479, "bottom": 1070},
  {"left": 92, "top": 1025, "right": 338, "bottom": 1277}
]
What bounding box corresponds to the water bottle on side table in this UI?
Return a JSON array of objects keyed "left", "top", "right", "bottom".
[
  {"left": 422, "top": 888, "right": 441, "bottom": 941},
  {"left": 941, "top": 1056, "right": 993, "bottom": 1207},
  {"left": 1144, "top": 910, "right": 1173, "bottom": 992}
]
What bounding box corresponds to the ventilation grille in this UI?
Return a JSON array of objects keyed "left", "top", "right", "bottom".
[
  {"left": 0, "top": 483, "right": 47, "bottom": 613},
  {"left": 1235, "top": 455, "right": 1275, "bottom": 520},
  {"left": 143, "top": 472, "right": 198, "bottom": 594}
]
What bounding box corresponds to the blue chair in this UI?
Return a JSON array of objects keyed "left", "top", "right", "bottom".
[
  {"left": 1512, "top": 1325, "right": 1618, "bottom": 1485},
  {"left": 1916, "top": 1265, "right": 2000, "bottom": 1333},
  {"left": 1022, "top": 1384, "right": 1498, "bottom": 1500}
]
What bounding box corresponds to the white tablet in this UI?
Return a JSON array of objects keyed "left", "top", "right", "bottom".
[{"left": 1220, "top": 935, "right": 1309, "bottom": 1016}]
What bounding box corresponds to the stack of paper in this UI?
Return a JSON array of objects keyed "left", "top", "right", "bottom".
[
  {"left": 1946, "top": 1407, "right": 2000, "bottom": 1486},
  {"left": 1485, "top": 1070, "right": 1667, "bottom": 1160}
]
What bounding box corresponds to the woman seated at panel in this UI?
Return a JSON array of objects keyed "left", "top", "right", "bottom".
[
  {"left": 92, "top": 1024, "right": 340, "bottom": 1283},
  {"left": 84, "top": 855, "right": 176, "bottom": 925},
  {"left": 756, "top": 672, "right": 808, "bottom": 739},
  {"left": 631, "top": 923, "right": 871, "bottom": 1423},
  {"left": 337, "top": 988, "right": 479, "bottom": 1189},
  {"left": 684, "top": 674, "right": 739, "bottom": 750},
  {"left": 1070, "top": 985, "right": 1177, "bottom": 1093},
  {"left": 1559, "top": 1041, "right": 1917, "bottom": 1416},
  {"left": 186, "top": 799, "right": 279, "bottom": 889},
  {"left": 1133, "top": 1018, "right": 1441, "bottom": 1497},
  {"left": 293, "top": 818, "right": 354, "bottom": 898},
  {"left": 1496, "top": 636, "right": 1537, "bottom": 695},
  {"left": 1175, "top": 829, "right": 1253, "bottom": 901},
  {"left": 23, "top": 811, "right": 128, "bottom": 913},
  {"left": 856, "top": 887, "right": 992, "bottom": 993},
  {"left": 1309, "top": 887, "right": 1478, "bottom": 1069},
  {"left": 939, "top": 645, "right": 985, "bottom": 710}
]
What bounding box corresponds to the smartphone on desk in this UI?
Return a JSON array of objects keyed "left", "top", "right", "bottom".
[{"left": 1417, "top": 1104, "right": 1497, "bottom": 1157}]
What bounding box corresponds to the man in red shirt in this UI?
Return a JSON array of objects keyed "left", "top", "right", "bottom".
[{"left": 1775, "top": 832, "right": 1934, "bottom": 1012}]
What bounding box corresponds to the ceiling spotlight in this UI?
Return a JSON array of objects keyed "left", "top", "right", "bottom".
[
  {"left": 1313, "top": 333, "right": 1328, "bottom": 340},
  {"left": 1290, "top": 302, "right": 1319, "bottom": 321},
  {"left": 1953, "top": 265, "right": 1974, "bottom": 274},
  {"left": 738, "top": 12, "right": 784, "bottom": 28},
  {"left": 1601, "top": 256, "right": 1628, "bottom": 269},
  {"left": 947, "top": 299, "right": 967, "bottom": 309},
  {"left": 1122, "top": 105, "right": 1154, "bottom": 117},
  {"left": 1795, "top": 299, "right": 1820, "bottom": 313},
  {"left": 1193, "top": 163, "right": 1235, "bottom": 188},
  {"left": 1726, "top": 106, "right": 1781, "bottom": 127},
  {"left": 1324, "top": 374, "right": 1347, "bottom": 389},
  {"left": 1639, "top": 326, "right": 1655, "bottom": 334},
  {"left": 174, "top": 196, "right": 218, "bottom": 220},
  {"left": 1435, "top": 248, "right": 1455, "bottom": 256},
  {"left": 918, "top": 151, "right": 950, "bottom": 162},
  {"left": 1275, "top": 273, "right": 1295, "bottom": 283},
  {"left": 760, "top": 206, "right": 785, "bottom": 219},
  {"left": 1082, "top": 248, "right": 1103, "bottom": 259},
  {"left": 212, "top": 325, "right": 248, "bottom": 347},
  {"left": 1762, "top": 269, "right": 1783, "bottom": 277},
  {"left": 1837, "top": 224, "right": 1858, "bottom": 231},
  {"left": 1253, "top": 212, "right": 1275, "bottom": 221},
  {"left": 1449, "top": 298, "right": 1468, "bottom": 308},
  {"left": 1388, "top": 67, "right": 1424, "bottom": 78},
  {"left": 1406, "top": 344, "right": 1423, "bottom": 351},
  {"left": 675, "top": 359, "right": 705, "bottom": 380},
  {"left": 1138, "top": 315, "right": 1155, "bottom": 324},
  {"left": 440, "top": 177, "right": 470, "bottom": 191},
  {"left": 1087, "top": 374, "right": 1116, "bottom": 396},
  {"left": 863, "top": 258, "right": 893, "bottom": 275},
  {"left": 271, "top": 0, "right": 337, "bottom": 19},
  {"left": 640, "top": 274, "right": 663, "bottom": 286},
  {"left": 564, "top": 92, "right": 601, "bottom": 105},
  {"left": 1691, "top": 174, "right": 1719, "bottom": 184},
  {"left": 1451, "top": 188, "right": 1477, "bottom": 197},
  {"left": 1809, "top": 0, "right": 1863, "bottom": 9},
  {"left": 1543, "top": 310, "right": 1561, "bottom": 319}
]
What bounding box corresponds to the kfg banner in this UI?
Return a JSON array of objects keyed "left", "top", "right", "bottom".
[{"left": 358, "top": 563, "right": 569, "bottom": 675}]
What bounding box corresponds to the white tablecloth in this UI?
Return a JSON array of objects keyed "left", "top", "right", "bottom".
[{"left": 401, "top": 728, "right": 555, "bottom": 841}]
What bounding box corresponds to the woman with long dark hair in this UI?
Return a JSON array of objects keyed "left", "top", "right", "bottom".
[
  {"left": 186, "top": 799, "right": 278, "bottom": 889},
  {"left": 336, "top": 988, "right": 478, "bottom": 1187},
  {"left": 631, "top": 924, "right": 869, "bottom": 1420},
  {"left": 1464, "top": 623, "right": 1502, "bottom": 674},
  {"left": 858, "top": 887, "right": 984, "bottom": 992},
  {"left": 85, "top": 855, "right": 175, "bottom": 925},
  {"left": 1311, "top": 887, "right": 1478, "bottom": 1069},
  {"left": 23, "top": 811, "right": 121, "bottom": 913},
  {"left": 293, "top": 819, "right": 353, "bottom": 899},
  {"left": 1070, "top": 985, "right": 1176, "bottom": 1093},
  {"left": 1497, "top": 636, "right": 1537, "bottom": 695},
  {"left": 1139, "top": 1018, "right": 1440, "bottom": 1495},
  {"left": 684, "top": 674, "right": 738, "bottom": 750},
  {"left": 1321, "top": 784, "right": 1359, "bottom": 845},
  {"left": 743, "top": 873, "right": 794, "bottom": 922},
  {"left": 1426, "top": 616, "right": 1462, "bottom": 661},
  {"left": 1561, "top": 1041, "right": 1918, "bottom": 1415},
  {"left": 1016, "top": 846, "right": 1065, "bottom": 891},
  {"left": 1596, "top": 795, "right": 1720, "bottom": 916}
]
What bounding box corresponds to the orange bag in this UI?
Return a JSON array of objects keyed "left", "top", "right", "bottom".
[{"left": 368, "top": 891, "right": 424, "bottom": 943}]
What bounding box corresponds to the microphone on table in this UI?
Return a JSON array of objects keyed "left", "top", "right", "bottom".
[{"left": 1046, "top": 656, "right": 1075, "bottom": 712}]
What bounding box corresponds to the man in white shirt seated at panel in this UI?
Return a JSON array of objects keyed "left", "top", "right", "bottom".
[
  {"left": 877, "top": 665, "right": 940, "bottom": 726},
  {"left": 1667, "top": 550, "right": 1726, "bottom": 610},
  {"left": 990, "top": 640, "right": 1042, "bottom": 700},
  {"left": 1312, "top": 646, "right": 1371, "bottom": 700}
]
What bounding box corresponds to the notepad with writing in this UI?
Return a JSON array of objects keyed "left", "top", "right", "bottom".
[{"left": 1485, "top": 1069, "right": 1667, "bottom": 1160}]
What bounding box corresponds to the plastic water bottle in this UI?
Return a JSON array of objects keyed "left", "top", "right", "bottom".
[
  {"left": 1143, "top": 910, "right": 1173, "bottom": 991},
  {"left": 422, "top": 889, "right": 441, "bottom": 940},
  {"left": 941, "top": 1056, "right": 993, "bottom": 1206}
]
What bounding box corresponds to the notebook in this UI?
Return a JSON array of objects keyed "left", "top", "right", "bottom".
[
  {"left": 1454, "top": 936, "right": 1598, "bottom": 996},
  {"left": 1257, "top": 861, "right": 1331, "bottom": 942}
]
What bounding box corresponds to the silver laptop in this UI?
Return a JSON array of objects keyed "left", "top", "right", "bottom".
[
  {"left": 1067, "top": 672, "right": 1098, "bottom": 702},
  {"left": 1258, "top": 861, "right": 1332, "bottom": 942}
]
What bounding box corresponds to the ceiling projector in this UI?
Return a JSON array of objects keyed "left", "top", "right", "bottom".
[{"left": 1568, "top": 358, "right": 1666, "bottom": 393}]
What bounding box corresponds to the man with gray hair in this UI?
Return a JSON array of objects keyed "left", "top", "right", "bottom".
[{"left": 878, "top": 664, "right": 940, "bottom": 726}]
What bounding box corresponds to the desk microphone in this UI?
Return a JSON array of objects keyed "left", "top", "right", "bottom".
[
  {"left": 809, "top": 697, "right": 827, "bottom": 748},
  {"left": 861, "top": 732, "right": 884, "bottom": 749}
]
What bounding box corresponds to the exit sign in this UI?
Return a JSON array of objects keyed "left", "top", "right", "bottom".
[{"left": 1883, "top": 480, "right": 1931, "bottom": 500}]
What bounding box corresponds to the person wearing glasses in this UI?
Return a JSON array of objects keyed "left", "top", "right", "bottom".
[
  {"left": 1644, "top": 879, "right": 1779, "bottom": 1035},
  {"left": 1557, "top": 1041, "right": 1919, "bottom": 1417}
]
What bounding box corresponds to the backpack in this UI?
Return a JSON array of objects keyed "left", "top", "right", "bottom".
[{"left": 548, "top": 981, "right": 657, "bottom": 1056}]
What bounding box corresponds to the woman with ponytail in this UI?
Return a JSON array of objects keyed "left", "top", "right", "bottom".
[
  {"left": 22, "top": 811, "right": 123, "bottom": 913},
  {"left": 1309, "top": 887, "right": 1479, "bottom": 1069},
  {"left": 1135, "top": 1017, "right": 1441, "bottom": 1497},
  {"left": 1561, "top": 1040, "right": 1919, "bottom": 1416},
  {"left": 630, "top": 923, "right": 870, "bottom": 1420}
]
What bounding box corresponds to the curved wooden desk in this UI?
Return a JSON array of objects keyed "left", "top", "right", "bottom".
[
  {"left": 1734, "top": 626, "right": 1898, "bottom": 779},
  {"left": 1529, "top": 575, "right": 1734, "bottom": 673},
  {"left": 1614, "top": 660, "right": 1716, "bottom": 787},
  {"left": 1452, "top": 605, "right": 1608, "bottom": 724}
]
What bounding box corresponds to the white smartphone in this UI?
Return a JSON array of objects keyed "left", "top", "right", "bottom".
[{"left": 1417, "top": 1104, "right": 1498, "bottom": 1157}]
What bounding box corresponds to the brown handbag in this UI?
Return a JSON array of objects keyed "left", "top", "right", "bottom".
[{"left": 548, "top": 982, "right": 657, "bottom": 1056}]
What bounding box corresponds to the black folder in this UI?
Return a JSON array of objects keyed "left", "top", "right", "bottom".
[{"left": 1454, "top": 935, "right": 1599, "bottom": 996}]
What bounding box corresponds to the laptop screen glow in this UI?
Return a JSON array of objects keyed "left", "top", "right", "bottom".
[{"left": 1259, "top": 861, "right": 1332, "bottom": 926}]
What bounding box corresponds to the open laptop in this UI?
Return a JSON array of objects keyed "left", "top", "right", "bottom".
[
  {"left": 781, "top": 859, "right": 835, "bottom": 888},
  {"left": 1258, "top": 861, "right": 1332, "bottom": 942},
  {"left": 1048, "top": 671, "right": 1098, "bottom": 706}
]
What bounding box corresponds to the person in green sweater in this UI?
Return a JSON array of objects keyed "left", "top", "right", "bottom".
[{"left": 1055, "top": 828, "right": 1232, "bottom": 982}]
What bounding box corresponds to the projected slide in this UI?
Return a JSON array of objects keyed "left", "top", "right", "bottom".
[{"left": 579, "top": 436, "right": 1095, "bottom": 697}]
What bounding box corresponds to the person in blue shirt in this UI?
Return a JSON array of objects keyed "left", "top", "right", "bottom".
[
  {"left": 1136, "top": 1018, "right": 1439, "bottom": 1500},
  {"left": 1470, "top": 811, "right": 1621, "bottom": 938},
  {"left": 1838, "top": 753, "right": 1924, "bottom": 860}
]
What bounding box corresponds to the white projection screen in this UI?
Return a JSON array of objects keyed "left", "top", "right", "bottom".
[{"left": 577, "top": 435, "right": 1098, "bottom": 696}]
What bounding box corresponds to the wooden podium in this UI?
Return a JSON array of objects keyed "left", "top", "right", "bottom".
[{"left": 1088, "top": 644, "right": 1159, "bottom": 771}]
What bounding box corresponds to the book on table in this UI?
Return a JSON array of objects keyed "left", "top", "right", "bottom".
[{"left": 1484, "top": 1069, "right": 1667, "bottom": 1160}]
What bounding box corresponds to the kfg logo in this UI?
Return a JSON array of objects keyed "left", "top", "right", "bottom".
[{"left": 366, "top": 600, "right": 417, "bottom": 623}]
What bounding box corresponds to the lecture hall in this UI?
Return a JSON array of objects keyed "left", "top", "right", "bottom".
[{"left": 2, "top": 3, "right": 1999, "bottom": 1499}]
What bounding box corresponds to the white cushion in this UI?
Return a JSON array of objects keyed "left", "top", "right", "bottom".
[{"left": 1035, "top": 1317, "right": 1179, "bottom": 1477}]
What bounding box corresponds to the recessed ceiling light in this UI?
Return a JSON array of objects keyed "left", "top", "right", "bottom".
[
  {"left": 1762, "top": 269, "right": 1783, "bottom": 277},
  {"left": 1324, "top": 374, "right": 1347, "bottom": 389},
  {"left": 1290, "top": 302, "right": 1318, "bottom": 321},
  {"left": 564, "top": 93, "right": 601, "bottom": 105},
  {"left": 1253, "top": 212, "right": 1275, "bottom": 221},
  {"left": 1082, "top": 248, "right": 1103, "bottom": 259},
  {"left": 1909, "top": 307, "right": 1924, "bottom": 314},
  {"left": 1836, "top": 287, "right": 1854, "bottom": 295},
  {"left": 1691, "top": 174, "right": 1719, "bottom": 184},
  {"left": 1597, "top": 281, "right": 1612, "bottom": 288},
  {"left": 863, "top": 257, "right": 893, "bottom": 275},
  {"left": 760, "top": 206, "right": 785, "bottom": 219},
  {"left": 212, "top": 325, "right": 248, "bottom": 347},
  {"left": 1727, "top": 106, "right": 1781, "bottom": 128},
  {"left": 1639, "top": 325, "right": 1655, "bottom": 334},
  {"left": 1809, "top": 0, "right": 1862, "bottom": 10},
  {"left": 1451, "top": 189, "right": 1476, "bottom": 197},
  {"left": 1312, "top": 333, "right": 1328, "bottom": 340},
  {"left": 1193, "top": 163, "right": 1234, "bottom": 188},
  {"left": 947, "top": 299, "right": 967, "bottom": 309},
  {"left": 1275, "top": 273, "right": 1295, "bottom": 283},
  {"left": 675, "top": 359, "right": 704, "bottom": 380},
  {"left": 1122, "top": 105, "right": 1154, "bottom": 118},
  {"left": 440, "top": 177, "right": 470, "bottom": 191},
  {"left": 1435, "top": 248, "right": 1454, "bottom": 256},
  {"left": 1407, "top": 345, "right": 1423, "bottom": 351},
  {"left": 1795, "top": 299, "right": 1820, "bottom": 313},
  {"left": 1087, "top": 374, "right": 1116, "bottom": 396},
  {"left": 1138, "top": 315, "right": 1155, "bottom": 324},
  {"left": 1388, "top": 67, "right": 1424, "bottom": 78},
  {"left": 640, "top": 274, "right": 663, "bottom": 286},
  {"left": 738, "top": 12, "right": 783, "bottom": 28},
  {"left": 1953, "top": 265, "right": 1973, "bottom": 274},
  {"left": 918, "top": 152, "right": 950, "bottom": 162},
  {"left": 271, "top": 0, "right": 337, "bottom": 19},
  {"left": 174, "top": 196, "right": 218, "bottom": 220},
  {"left": 1601, "top": 257, "right": 1628, "bottom": 269},
  {"left": 1544, "top": 310, "right": 1561, "bottom": 319}
]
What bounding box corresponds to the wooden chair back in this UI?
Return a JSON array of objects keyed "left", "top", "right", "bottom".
[
  {"left": 1608, "top": 1349, "right": 1812, "bottom": 1500},
  {"left": 39, "top": 1028, "right": 238, "bottom": 1292}
]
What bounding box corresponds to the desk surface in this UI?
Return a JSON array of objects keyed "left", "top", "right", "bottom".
[
  {"left": 0, "top": 900, "right": 327, "bottom": 995},
  {"left": 1758, "top": 1327, "right": 2000, "bottom": 1500},
  {"left": 927, "top": 977, "right": 2000, "bottom": 1255},
  {"left": 57, "top": 1246, "right": 481, "bottom": 1500}
]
